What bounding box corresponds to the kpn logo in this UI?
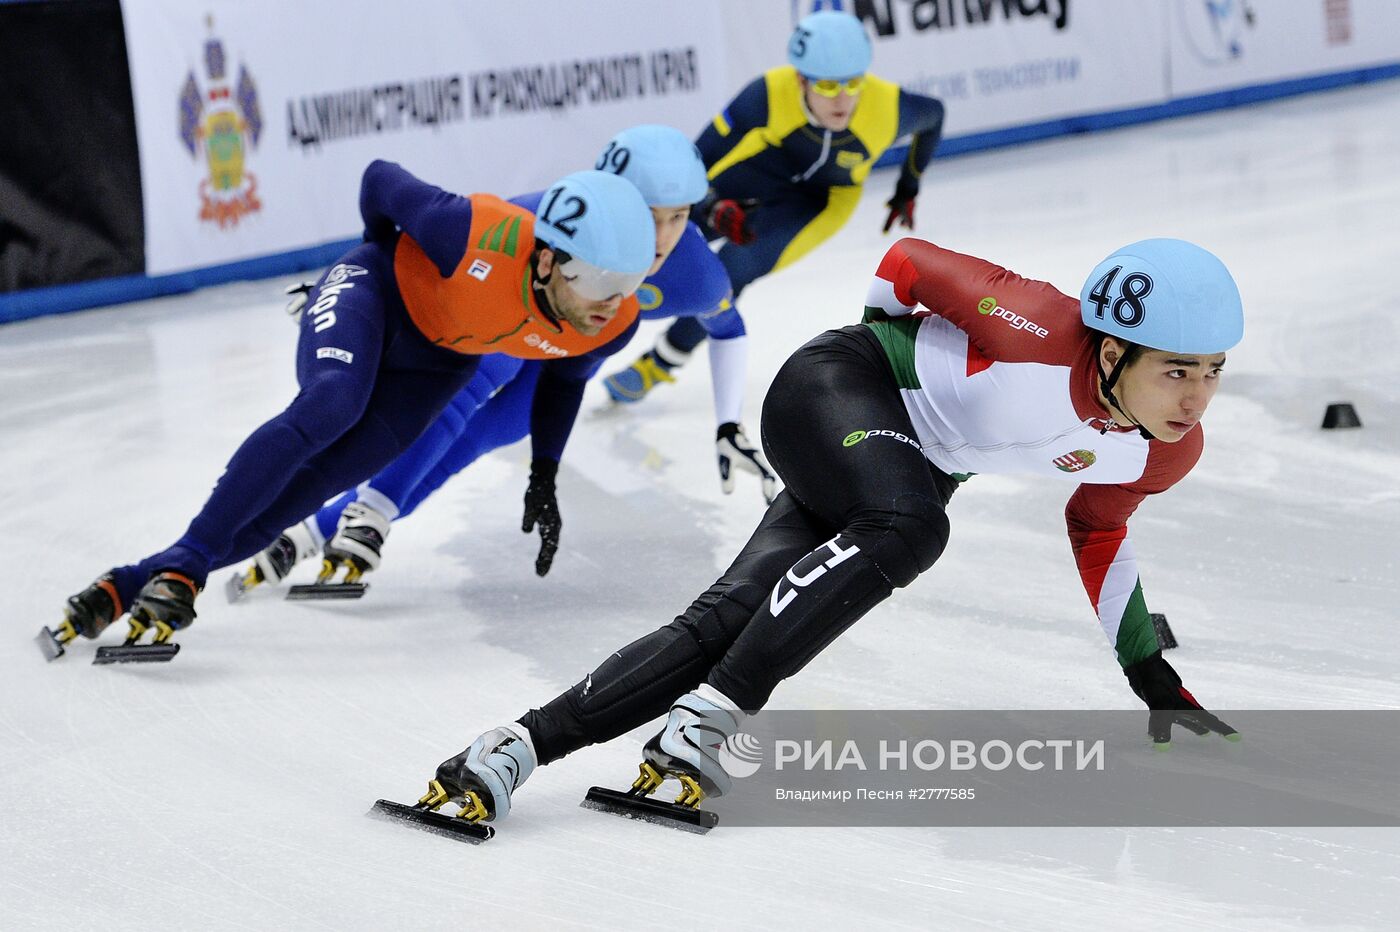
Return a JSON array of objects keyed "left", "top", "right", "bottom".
[{"left": 718, "top": 732, "right": 764, "bottom": 779}]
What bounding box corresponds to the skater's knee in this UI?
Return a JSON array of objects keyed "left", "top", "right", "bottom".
[
  {"left": 673, "top": 580, "right": 767, "bottom": 659},
  {"left": 850, "top": 493, "right": 949, "bottom": 587}
]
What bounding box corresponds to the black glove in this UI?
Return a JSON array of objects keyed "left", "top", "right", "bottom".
[
  {"left": 708, "top": 198, "right": 757, "bottom": 245},
  {"left": 1123, "top": 651, "right": 1238, "bottom": 746},
  {"left": 882, "top": 176, "right": 919, "bottom": 234},
  {"left": 716, "top": 422, "right": 777, "bottom": 504},
  {"left": 521, "top": 458, "right": 561, "bottom": 577}
]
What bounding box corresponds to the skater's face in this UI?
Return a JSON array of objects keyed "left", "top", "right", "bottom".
[
  {"left": 537, "top": 248, "right": 627, "bottom": 336},
  {"left": 650, "top": 204, "right": 691, "bottom": 275},
  {"left": 1098, "top": 338, "right": 1227, "bottom": 442},
  {"left": 801, "top": 77, "right": 861, "bottom": 132}
]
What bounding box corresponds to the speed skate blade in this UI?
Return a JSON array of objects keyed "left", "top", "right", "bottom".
[
  {"left": 1151, "top": 612, "right": 1179, "bottom": 650},
  {"left": 580, "top": 786, "right": 717, "bottom": 834},
  {"left": 369, "top": 799, "right": 493, "bottom": 843},
  {"left": 92, "top": 643, "right": 181, "bottom": 665},
  {"left": 36, "top": 627, "right": 67, "bottom": 661},
  {"left": 286, "top": 582, "right": 368, "bottom": 601},
  {"left": 225, "top": 571, "right": 254, "bottom": 604}
]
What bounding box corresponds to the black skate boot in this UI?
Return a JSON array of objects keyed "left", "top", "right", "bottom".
[
  {"left": 94, "top": 571, "right": 200, "bottom": 665},
  {"left": 37, "top": 573, "right": 125, "bottom": 661},
  {"left": 583, "top": 685, "right": 742, "bottom": 833},
  {"left": 370, "top": 726, "right": 536, "bottom": 845},
  {"left": 321, "top": 501, "right": 390, "bottom": 583},
  {"left": 291, "top": 502, "right": 388, "bottom": 600},
  {"left": 227, "top": 520, "right": 319, "bottom": 602}
]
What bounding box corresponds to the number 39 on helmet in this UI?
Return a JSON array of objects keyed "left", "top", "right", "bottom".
[{"left": 1080, "top": 238, "right": 1244, "bottom": 354}]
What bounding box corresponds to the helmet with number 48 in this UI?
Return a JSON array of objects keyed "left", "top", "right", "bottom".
[{"left": 1080, "top": 238, "right": 1244, "bottom": 354}]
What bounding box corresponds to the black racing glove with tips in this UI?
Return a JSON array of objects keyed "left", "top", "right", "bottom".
[
  {"left": 1123, "top": 650, "right": 1239, "bottom": 747},
  {"left": 882, "top": 175, "right": 919, "bottom": 234},
  {"left": 521, "top": 458, "right": 561, "bottom": 577},
  {"left": 708, "top": 198, "right": 757, "bottom": 245}
]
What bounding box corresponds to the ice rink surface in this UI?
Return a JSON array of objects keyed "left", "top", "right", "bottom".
[{"left": 3, "top": 82, "right": 1399, "bottom": 930}]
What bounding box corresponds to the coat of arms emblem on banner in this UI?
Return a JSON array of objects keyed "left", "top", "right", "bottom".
[{"left": 178, "top": 18, "right": 263, "bottom": 228}]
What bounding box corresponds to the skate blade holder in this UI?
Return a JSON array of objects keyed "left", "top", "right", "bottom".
[
  {"left": 93, "top": 618, "right": 181, "bottom": 665},
  {"left": 35, "top": 623, "right": 75, "bottom": 662},
  {"left": 286, "top": 582, "right": 368, "bottom": 601},
  {"left": 581, "top": 767, "right": 718, "bottom": 835},
  {"left": 368, "top": 799, "right": 493, "bottom": 844},
  {"left": 224, "top": 567, "right": 263, "bottom": 604}
]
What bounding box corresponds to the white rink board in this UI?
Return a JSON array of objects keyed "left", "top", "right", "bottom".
[
  {"left": 824, "top": 0, "right": 1168, "bottom": 137},
  {"left": 120, "top": 0, "right": 726, "bottom": 275},
  {"left": 1168, "top": 0, "right": 1400, "bottom": 97}
]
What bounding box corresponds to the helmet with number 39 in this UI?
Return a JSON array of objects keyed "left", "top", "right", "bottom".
[
  {"left": 1080, "top": 238, "right": 1244, "bottom": 354},
  {"left": 595, "top": 124, "right": 708, "bottom": 208},
  {"left": 533, "top": 169, "right": 655, "bottom": 301}
]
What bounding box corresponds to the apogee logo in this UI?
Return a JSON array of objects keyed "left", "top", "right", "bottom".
[
  {"left": 719, "top": 732, "right": 764, "bottom": 779},
  {"left": 978, "top": 296, "right": 1049, "bottom": 338},
  {"left": 842, "top": 428, "right": 922, "bottom": 450}
]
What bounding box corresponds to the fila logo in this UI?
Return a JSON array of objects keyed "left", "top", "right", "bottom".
[
  {"left": 316, "top": 347, "right": 354, "bottom": 364},
  {"left": 524, "top": 332, "right": 568, "bottom": 356},
  {"left": 468, "top": 258, "right": 492, "bottom": 281},
  {"left": 770, "top": 536, "right": 861, "bottom": 616}
]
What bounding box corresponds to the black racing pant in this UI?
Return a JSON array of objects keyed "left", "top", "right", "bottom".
[{"left": 520, "top": 326, "right": 957, "bottom": 764}]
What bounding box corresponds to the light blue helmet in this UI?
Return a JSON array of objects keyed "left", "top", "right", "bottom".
[
  {"left": 596, "top": 124, "right": 708, "bottom": 207},
  {"left": 1079, "top": 238, "right": 1243, "bottom": 354},
  {"left": 788, "top": 10, "right": 872, "bottom": 80},
  {"left": 534, "top": 169, "right": 654, "bottom": 300}
]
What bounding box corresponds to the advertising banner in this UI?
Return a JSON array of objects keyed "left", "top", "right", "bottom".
[
  {"left": 736, "top": 1, "right": 1171, "bottom": 138},
  {"left": 1168, "top": 0, "right": 1400, "bottom": 97},
  {"left": 119, "top": 0, "right": 726, "bottom": 275}
]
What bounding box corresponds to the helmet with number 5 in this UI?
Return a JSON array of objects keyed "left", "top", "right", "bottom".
[
  {"left": 1080, "top": 238, "right": 1244, "bottom": 354},
  {"left": 788, "top": 10, "right": 872, "bottom": 80},
  {"left": 596, "top": 124, "right": 708, "bottom": 207},
  {"left": 534, "top": 169, "right": 655, "bottom": 300}
]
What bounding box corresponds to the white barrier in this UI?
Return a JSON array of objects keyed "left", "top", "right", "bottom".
[
  {"left": 115, "top": 1, "right": 1400, "bottom": 281},
  {"left": 791, "top": 0, "right": 1168, "bottom": 137},
  {"left": 121, "top": 0, "right": 727, "bottom": 276},
  {"left": 1167, "top": 0, "right": 1400, "bottom": 97}
]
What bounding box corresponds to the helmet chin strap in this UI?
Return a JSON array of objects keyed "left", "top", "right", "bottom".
[
  {"left": 530, "top": 252, "right": 561, "bottom": 324},
  {"left": 1097, "top": 356, "right": 1156, "bottom": 441}
]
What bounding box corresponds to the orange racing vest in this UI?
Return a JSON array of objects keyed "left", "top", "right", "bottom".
[{"left": 393, "top": 194, "right": 638, "bottom": 360}]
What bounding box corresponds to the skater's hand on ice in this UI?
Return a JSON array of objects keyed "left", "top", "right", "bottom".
[
  {"left": 1123, "top": 651, "right": 1239, "bottom": 747},
  {"left": 716, "top": 422, "right": 777, "bottom": 504},
  {"left": 708, "top": 198, "right": 757, "bottom": 245},
  {"left": 882, "top": 177, "right": 919, "bottom": 234},
  {"left": 522, "top": 459, "right": 561, "bottom": 577}
]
